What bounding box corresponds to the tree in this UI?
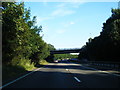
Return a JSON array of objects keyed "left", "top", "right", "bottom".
[
  {"left": 2, "top": 2, "right": 55, "bottom": 67},
  {"left": 2, "top": 2, "right": 25, "bottom": 63},
  {"left": 78, "top": 8, "right": 120, "bottom": 62},
  {"left": 45, "top": 44, "right": 56, "bottom": 62}
]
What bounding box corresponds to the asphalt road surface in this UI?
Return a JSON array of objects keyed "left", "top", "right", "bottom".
[{"left": 3, "top": 60, "right": 120, "bottom": 88}]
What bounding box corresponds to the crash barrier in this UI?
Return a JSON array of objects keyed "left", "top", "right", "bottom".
[
  {"left": 69, "top": 59, "right": 120, "bottom": 70},
  {"left": 87, "top": 61, "right": 120, "bottom": 70}
]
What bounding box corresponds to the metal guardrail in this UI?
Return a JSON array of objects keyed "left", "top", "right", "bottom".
[
  {"left": 69, "top": 59, "right": 120, "bottom": 69},
  {"left": 87, "top": 61, "right": 120, "bottom": 69}
]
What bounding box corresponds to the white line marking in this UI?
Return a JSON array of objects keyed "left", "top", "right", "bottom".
[
  {"left": 66, "top": 69, "right": 68, "bottom": 71},
  {"left": 1, "top": 68, "right": 41, "bottom": 88},
  {"left": 74, "top": 77, "right": 81, "bottom": 82},
  {"left": 81, "top": 66, "right": 98, "bottom": 70},
  {"left": 99, "top": 71, "right": 120, "bottom": 76},
  {"left": 99, "top": 71, "right": 109, "bottom": 73},
  {"left": 112, "top": 73, "right": 120, "bottom": 77},
  {"left": 34, "top": 68, "right": 41, "bottom": 71},
  {"left": 82, "top": 65, "right": 120, "bottom": 77}
]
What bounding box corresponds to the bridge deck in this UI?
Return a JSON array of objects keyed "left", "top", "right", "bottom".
[{"left": 50, "top": 49, "right": 81, "bottom": 54}]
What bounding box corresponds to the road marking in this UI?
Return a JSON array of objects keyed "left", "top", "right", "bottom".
[
  {"left": 34, "top": 68, "right": 41, "bottom": 71},
  {"left": 99, "top": 70, "right": 120, "bottom": 77},
  {"left": 112, "top": 73, "right": 120, "bottom": 77},
  {"left": 81, "top": 65, "right": 120, "bottom": 77},
  {"left": 66, "top": 69, "right": 68, "bottom": 71},
  {"left": 74, "top": 77, "right": 81, "bottom": 82},
  {"left": 1, "top": 68, "right": 42, "bottom": 88},
  {"left": 65, "top": 68, "right": 81, "bottom": 83},
  {"left": 81, "top": 66, "right": 98, "bottom": 70}
]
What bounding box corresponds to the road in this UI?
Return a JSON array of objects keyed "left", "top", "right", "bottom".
[{"left": 3, "top": 60, "right": 120, "bottom": 88}]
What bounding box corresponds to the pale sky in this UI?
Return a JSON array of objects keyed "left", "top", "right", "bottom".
[{"left": 24, "top": 1, "right": 118, "bottom": 49}]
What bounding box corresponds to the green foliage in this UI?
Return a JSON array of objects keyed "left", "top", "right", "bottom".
[
  {"left": 11, "top": 57, "right": 35, "bottom": 71},
  {"left": 54, "top": 54, "right": 78, "bottom": 60},
  {"left": 2, "top": 2, "right": 55, "bottom": 70},
  {"left": 78, "top": 8, "right": 120, "bottom": 62},
  {"left": 45, "top": 44, "right": 56, "bottom": 62},
  {"left": 47, "top": 44, "right": 56, "bottom": 51},
  {"left": 39, "top": 60, "right": 48, "bottom": 65}
]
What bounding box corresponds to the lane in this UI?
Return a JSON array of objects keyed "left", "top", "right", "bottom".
[
  {"left": 4, "top": 63, "right": 85, "bottom": 88},
  {"left": 63, "top": 61, "right": 120, "bottom": 88},
  {"left": 3, "top": 60, "right": 120, "bottom": 88}
]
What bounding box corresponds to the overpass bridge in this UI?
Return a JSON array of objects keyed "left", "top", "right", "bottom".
[{"left": 50, "top": 48, "right": 82, "bottom": 54}]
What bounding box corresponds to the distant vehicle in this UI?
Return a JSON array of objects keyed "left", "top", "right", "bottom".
[
  {"left": 54, "top": 60, "right": 58, "bottom": 63},
  {"left": 70, "top": 58, "right": 78, "bottom": 61},
  {"left": 70, "top": 58, "right": 78, "bottom": 62}
]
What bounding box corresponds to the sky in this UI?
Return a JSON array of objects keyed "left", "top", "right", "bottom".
[{"left": 24, "top": 1, "right": 118, "bottom": 49}]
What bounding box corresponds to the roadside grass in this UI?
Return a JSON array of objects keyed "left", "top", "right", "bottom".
[
  {"left": 2, "top": 59, "right": 49, "bottom": 85},
  {"left": 11, "top": 58, "right": 36, "bottom": 71},
  {"left": 39, "top": 60, "right": 49, "bottom": 65},
  {"left": 2, "top": 58, "right": 36, "bottom": 84}
]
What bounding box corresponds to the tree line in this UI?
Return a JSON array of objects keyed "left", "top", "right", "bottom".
[
  {"left": 78, "top": 8, "right": 120, "bottom": 62},
  {"left": 2, "top": 2, "right": 55, "bottom": 69},
  {"left": 54, "top": 54, "right": 78, "bottom": 60}
]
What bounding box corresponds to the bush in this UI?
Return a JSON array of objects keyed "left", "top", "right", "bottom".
[
  {"left": 11, "top": 57, "right": 36, "bottom": 71},
  {"left": 39, "top": 60, "right": 48, "bottom": 65}
]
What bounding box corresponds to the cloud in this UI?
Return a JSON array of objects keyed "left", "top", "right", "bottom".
[
  {"left": 56, "top": 2, "right": 85, "bottom": 9},
  {"left": 50, "top": 2, "right": 86, "bottom": 17},
  {"left": 43, "top": 1, "right": 48, "bottom": 6},
  {"left": 70, "top": 21, "right": 75, "bottom": 25},
  {"left": 55, "top": 21, "right": 75, "bottom": 34},
  {"left": 71, "top": 2, "right": 85, "bottom": 8},
  {"left": 51, "top": 9, "right": 75, "bottom": 17},
  {"left": 18, "top": 0, "right": 118, "bottom": 2},
  {"left": 36, "top": 16, "right": 53, "bottom": 23},
  {"left": 61, "top": 21, "right": 75, "bottom": 28},
  {"left": 56, "top": 29, "right": 66, "bottom": 34},
  {"left": 56, "top": 3, "right": 66, "bottom": 8},
  {"left": 35, "top": 2, "right": 81, "bottom": 24}
]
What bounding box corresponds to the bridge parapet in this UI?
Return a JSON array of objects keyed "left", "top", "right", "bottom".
[
  {"left": 50, "top": 48, "right": 81, "bottom": 54},
  {"left": 51, "top": 48, "right": 81, "bottom": 51}
]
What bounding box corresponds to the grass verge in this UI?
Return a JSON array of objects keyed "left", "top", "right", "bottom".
[
  {"left": 39, "top": 60, "right": 49, "bottom": 65},
  {"left": 2, "top": 59, "right": 48, "bottom": 85}
]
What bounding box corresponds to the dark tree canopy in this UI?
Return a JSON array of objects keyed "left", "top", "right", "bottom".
[
  {"left": 2, "top": 2, "right": 55, "bottom": 67},
  {"left": 78, "top": 8, "right": 120, "bottom": 62}
]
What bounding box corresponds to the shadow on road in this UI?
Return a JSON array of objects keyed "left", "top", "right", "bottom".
[
  {"left": 3, "top": 61, "right": 120, "bottom": 88},
  {"left": 4, "top": 66, "right": 120, "bottom": 88},
  {"left": 41, "top": 61, "right": 119, "bottom": 72}
]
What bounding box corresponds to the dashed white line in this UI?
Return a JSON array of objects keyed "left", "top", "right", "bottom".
[
  {"left": 74, "top": 77, "right": 81, "bottom": 82},
  {"left": 65, "top": 69, "right": 81, "bottom": 83},
  {"left": 66, "top": 69, "right": 68, "bottom": 71}
]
